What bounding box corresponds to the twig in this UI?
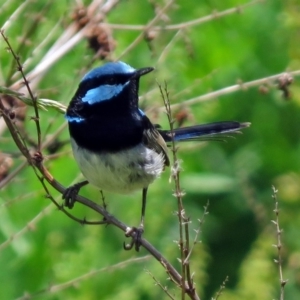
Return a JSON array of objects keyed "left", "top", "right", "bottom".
[
  {"left": 159, "top": 81, "right": 186, "bottom": 299},
  {"left": 0, "top": 0, "right": 30, "bottom": 31},
  {"left": 0, "top": 86, "right": 67, "bottom": 113},
  {"left": 1, "top": 30, "right": 42, "bottom": 151},
  {"left": 167, "top": 70, "right": 300, "bottom": 111},
  {"left": 146, "top": 269, "right": 176, "bottom": 300},
  {"left": 0, "top": 160, "right": 27, "bottom": 189},
  {"left": 104, "top": 0, "right": 263, "bottom": 31},
  {"left": 0, "top": 203, "right": 54, "bottom": 252},
  {"left": 159, "top": 81, "right": 199, "bottom": 300},
  {"left": 0, "top": 99, "right": 32, "bottom": 161},
  {"left": 101, "top": 0, "right": 120, "bottom": 13},
  {"left": 183, "top": 201, "right": 209, "bottom": 265},
  {"left": 157, "top": 29, "right": 182, "bottom": 65},
  {"left": 0, "top": 189, "right": 42, "bottom": 208},
  {"left": 271, "top": 186, "right": 287, "bottom": 300},
  {"left": 117, "top": 0, "right": 174, "bottom": 59},
  {"left": 16, "top": 256, "right": 151, "bottom": 299},
  {"left": 212, "top": 276, "right": 229, "bottom": 300},
  {"left": 4, "top": 4, "right": 51, "bottom": 85},
  {"left": 15, "top": 20, "right": 63, "bottom": 80}
]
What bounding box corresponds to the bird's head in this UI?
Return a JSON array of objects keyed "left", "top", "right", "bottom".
[{"left": 66, "top": 61, "right": 153, "bottom": 122}]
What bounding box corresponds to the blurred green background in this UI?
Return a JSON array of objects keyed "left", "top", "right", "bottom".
[{"left": 1, "top": 0, "right": 300, "bottom": 299}]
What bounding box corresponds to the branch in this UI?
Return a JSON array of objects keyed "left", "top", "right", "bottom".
[
  {"left": 104, "top": 0, "right": 263, "bottom": 31},
  {"left": 0, "top": 79, "right": 199, "bottom": 300},
  {"left": 167, "top": 70, "right": 300, "bottom": 111}
]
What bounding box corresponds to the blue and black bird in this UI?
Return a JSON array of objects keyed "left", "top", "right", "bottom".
[{"left": 64, "top": 61, "right": 250, "bottom": 250}]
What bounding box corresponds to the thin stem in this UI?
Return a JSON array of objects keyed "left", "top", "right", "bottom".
[
  {"left": 160, "top": 82, "right": 185, "bottom": 298},
  {"left": 1, "top": 30, "right": 42, "bottom": 151},
  {"left": 212, "top": 276, "right": 229, "bottom": 300},
  {"left": 272, "top": 186, "right": 287, "bottom": 300},
  {"left": 16, "top": 256, "right": 151, "bottom": 299},
  {"left": 117, "top": 0, "right": 174, "bottom": 60},
  {"left": 159, "top": 81, "right": 199, "bottom": 300},
  {"left": 104, "top": 0, "right": 263, "bottom": 31},
  {"left": 184, "top": 201, "right": 209, "bottom": 265},
  {"left": 167, "top": 71, "right": 300, "bottom": 111},
  {"left": 146, "top": 269, "right": 176, "bottom": 300}
]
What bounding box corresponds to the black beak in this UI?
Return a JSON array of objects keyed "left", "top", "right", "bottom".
[{"left": 131, "top": 67, "right": 154, "bottom": 80}]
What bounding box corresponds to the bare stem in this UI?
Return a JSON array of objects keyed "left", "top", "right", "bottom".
[
  {"left": 159, "top": 81, "right": 199, "bottom": 300},
  {"left": 184, "top": 201, "right": 209, "bottom": 265},
  {"left": 272, "top": 186, "right": 287, "bottom": 300},
  {"left": 117, "top": 0, "right": 174, "bottom": 59},
  {"left": 212, "top": 276, "right": 229, "bottom": 300},
  {"left": 146, "top": 269, "right": 176, "bottom": 300},
  {"left": 16, "top": 256, "right": 151, "bottom": 299},
  {"left": 0, "top": 30, "right": 42, "bottom": 151},
  {"left": 105, "top": 0, "right": 263, "bottom": 31},
  {"left": 167, "top": 71, "right": 300, "bottom": 111}
]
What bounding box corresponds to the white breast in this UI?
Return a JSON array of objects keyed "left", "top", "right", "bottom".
[{"left": 70, "top": 138, "right": 165, "bottom": 193}]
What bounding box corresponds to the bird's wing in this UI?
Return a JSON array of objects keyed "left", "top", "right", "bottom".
[{"left": 142, "top": 116, "right": 170, "bottom": 167}]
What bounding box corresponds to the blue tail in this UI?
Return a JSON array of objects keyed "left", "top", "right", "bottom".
[{"left": 159, "top": 121, "right": 250, "bottom": 142}]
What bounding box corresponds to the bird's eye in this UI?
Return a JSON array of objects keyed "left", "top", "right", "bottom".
[{"left": 107, "top": 78, "right": 117, "bottom": 85}]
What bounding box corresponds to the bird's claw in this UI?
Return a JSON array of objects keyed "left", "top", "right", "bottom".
[
  {"left": 62, "top": 185, "right": 79, "bottom": 209},
  {"left": 123, "top": 226, "right": 144, "bottom": 252},
  {"left": 62, "top": 180, "right": 88, "bottom": 209},
  {"left": 62, "top": 182, "right": 85, "bottom": 209}
]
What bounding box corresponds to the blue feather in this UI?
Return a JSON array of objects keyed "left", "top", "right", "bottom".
[
  {"left": 65, "top": 115, "right": 84, "bottom": 123},
  {"left": 82, "top": 61, "right": 135, "bottom": 81},
  {"left": 138, "top": 109, "right": 145, "bottom": 116},
  {"left": 159, "top": 122, "right": 249, "bottom": 142},
  {"left": 82, "top": 82, "right": 129, "bottom": 104}
]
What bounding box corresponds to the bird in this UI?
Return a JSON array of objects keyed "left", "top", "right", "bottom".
[{"left": 64, "top": 61, "right": 250, "bottom": 251}]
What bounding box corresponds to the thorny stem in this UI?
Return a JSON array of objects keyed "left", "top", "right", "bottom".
[
  {"left": 184, "top": 217, "right": 193, "bottom": 291},
  {"left": 146, "top": 269, "right": 176, "bottom": 300},
  {"left": 1, "top": 30, "right": 42, "bottom": 151},
  {"left": 159, "top": 81, "right": 199, "bottom": 300},
  {"left": 184, "top": 201, "right": 209, "bottom": 265},
  {"left": 160, "top": 82, "right": 185, "bottom": 298},
  {"left": 272, "top": 186, "right": 287, "bottom": 300},
  {"left": 212, "top": 276, "right": 229, "bottom": 300}
]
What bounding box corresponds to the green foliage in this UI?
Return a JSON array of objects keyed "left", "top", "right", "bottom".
[{"left": 1, "top": 0, "right": 300, "bottom": 299}]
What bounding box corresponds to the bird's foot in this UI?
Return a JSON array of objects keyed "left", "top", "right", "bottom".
[
  {"left": 123, "top": 226, "right": 144, "bottom": 252},
  {"left": 62, "top": 180, "right": 88, "bottom": 209}
]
